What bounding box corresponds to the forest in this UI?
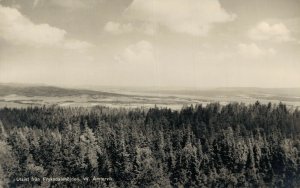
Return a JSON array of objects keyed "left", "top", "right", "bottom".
[{"left": 0, "top": 102, "right": 300, "bottom": 187}]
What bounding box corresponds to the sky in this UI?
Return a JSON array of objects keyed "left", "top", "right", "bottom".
[{"left": 0, "top": 0, "right": 300, "bottom": 88}]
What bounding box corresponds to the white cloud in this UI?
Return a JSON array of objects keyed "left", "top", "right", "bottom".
[
  {"left": 104, "top": 21, "right": 157, "bottom": 35},
  {"left": 63, "top": 39, "right": 93, "bottom": 51},
  {"left": 104, "top": 21, "right": 134, "bottom": 34},
  {"left": 33, "top": 0, "right": 39, "bottom": 7},
  {"left": 50, "top": 0, "right": 90, "bottom": 9},
  {"left": 238, "top": 43, "right": 276, "bottom": 58},
  {"left": 141, "top": 23, "right": 157, "bottom": 35},
  {"left": 115, "top": 40, "right": 155, "bottom": 64},
  {"left": 0, "top": 5, "right": 65, "bottom": 46},
  {"left": 0, "top": 5, "right": 92, "bottom": 50},
  {"left": 124, "top": 0, "right": 235, "bottom": 36},
  {"left": 33, "top": 0, "right": 97, "bottom": 9},
  {"left": 249, "top": 22, "right": 293, "bottom": 42},
  {"left": 112, "top": 40, "right": 160, "bottom": 86}
]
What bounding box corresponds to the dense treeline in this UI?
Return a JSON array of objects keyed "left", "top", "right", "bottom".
[{"left": 0, "top": 102, "right": 300, "bottom": 187}]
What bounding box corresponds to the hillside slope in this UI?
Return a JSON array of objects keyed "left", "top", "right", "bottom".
[{"left": 0, "top": 84, "right": 124, "bottom": 97}]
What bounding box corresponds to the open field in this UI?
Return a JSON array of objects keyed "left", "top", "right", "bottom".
[{"left": 1, "top": 83, "right": 300, "bottom": 109}]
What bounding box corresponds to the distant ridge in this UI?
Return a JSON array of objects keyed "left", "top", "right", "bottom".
[
  {"left": 146, "top": 87, "right": 300, "bottom": 97},
  {"left": 0, "top": 83, "right": 125, "bottom": 97},
  {"left": 1, "top": 83, "right": 300, "bottom": 103}
]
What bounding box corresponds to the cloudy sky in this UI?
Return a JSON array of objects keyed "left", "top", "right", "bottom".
[{"left": 0, "top": 0, "right": 300, "bottom": 88}]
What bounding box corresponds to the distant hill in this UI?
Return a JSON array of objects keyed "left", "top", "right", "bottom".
[
  {"left": 0, "top": 83, "right": 124, "bottom": 97},
  {"left": 1, "top": 84, "right": 300, "bottom": 109},
  {"left": 139, "top": 87, "right": 300, "bottom": 102},
  {"left": 142, "top": 87, "right": 300, "bottom": 96}
]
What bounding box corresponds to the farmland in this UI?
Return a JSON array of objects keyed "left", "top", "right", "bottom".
[{"left": 1, "top": 84, "right": 300, "bottom": 109}]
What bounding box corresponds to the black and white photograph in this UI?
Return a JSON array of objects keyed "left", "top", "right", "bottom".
[{"left": 0, "top": 0, "right": 300, "bottom": 187}]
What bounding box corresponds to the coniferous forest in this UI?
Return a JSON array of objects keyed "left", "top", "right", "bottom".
[{"left": 1, "top": 102, "right": 300, "bottom": 187}]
